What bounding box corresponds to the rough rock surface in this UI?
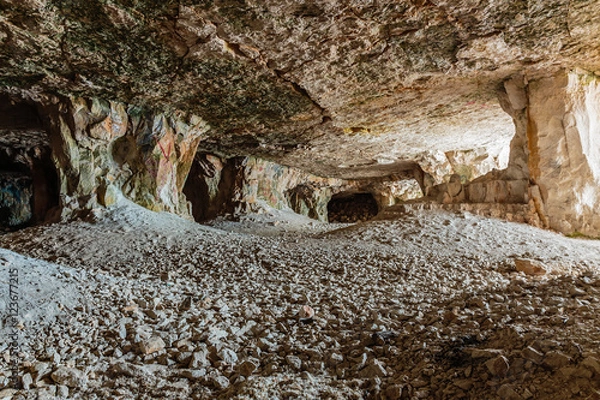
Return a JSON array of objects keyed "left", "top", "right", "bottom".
[
  {"left": 3, "top": 0, "right": 599, "bottom": 180},
  {"left": 184, "top": 154, "right": 422, "bottom": 222},
  {"left": 0, "top": 2, "right": 599, "bottom": 233},
  {"left": 40, "top": 95, "right": 209, "bottom": 218},
  {"left": 2, "top": 201, "right": 600, "bottom": 398}
]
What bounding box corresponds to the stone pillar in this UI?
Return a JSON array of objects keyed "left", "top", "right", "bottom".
[{"left": 527, "top": 70, "right": 600, "bottom": 235}]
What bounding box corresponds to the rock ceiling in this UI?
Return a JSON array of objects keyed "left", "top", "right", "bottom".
[{"left": 1, "top": 0, "right": 599, "bottom": 179}]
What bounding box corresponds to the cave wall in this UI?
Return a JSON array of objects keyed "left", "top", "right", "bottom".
[
  {"left": 0, "top": 173, "right": 32, "bottom": 228},
  {"left": 418, "top": 69, "right": 600, "bottom": 236},
  {"left": 39, "top": 96, "right": 208, "bottom": 219},
  {"left": 184, "top": 154, "right": 423, "bottom": 222},
  {"left": 0, "top": 95, "right": 59, "bottom": 226},
  {"left": 527, "top": 71, "right": 600, "bottom": 235},
  {"left": 184, "top": 154, "right": 347, "bottom": 221},
  {"left": 6, "top": 79, "right": 600, "bottom": 235}
]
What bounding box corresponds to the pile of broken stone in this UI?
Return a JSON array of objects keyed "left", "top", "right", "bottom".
[{"left": 1, "top": 205, "right": 600, "bottom": 399}]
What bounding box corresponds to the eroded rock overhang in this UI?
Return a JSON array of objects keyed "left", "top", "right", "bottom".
[
  {"left": 1, "top": 0, "right": 600, "bottom": 177},
  {"left": 1, "top": 1, "right": 600, "bottom": 234}
]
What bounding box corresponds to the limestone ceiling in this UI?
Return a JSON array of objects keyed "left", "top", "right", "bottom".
[{"left": 0, "top": 0, "right": 599, "bottom": 179}]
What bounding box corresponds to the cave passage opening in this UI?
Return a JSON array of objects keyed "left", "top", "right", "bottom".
[
  {"left": 0, "top": 95, "right": 59, "bottom": 230},
  {"left": 327, "top": 192, "right": 379, "bottom": 223}
]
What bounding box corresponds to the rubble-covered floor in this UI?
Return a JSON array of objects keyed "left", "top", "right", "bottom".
[{"left": 2, "top": 201, "right": 600, "bottom": 399}]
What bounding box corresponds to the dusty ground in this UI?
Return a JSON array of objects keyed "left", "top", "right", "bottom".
[{"left": 2, "top": 200, "right": 600, "bottom": 399}]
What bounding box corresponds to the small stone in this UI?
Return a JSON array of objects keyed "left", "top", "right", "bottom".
[
  {"left": 385, "top": 384, "right": 404, "bottom": 399},
  {"left": 0, "top": 389, "right": 16, "bottom": 400},
  {"left": 179, "top": 296, "right": 193, "bottom": 311},
  {"left": 497, "top": 383, "right": 523, "bottom": 400},
  {"left": 486, "top": 355, "right": 510, "bottom": 377},
  {"left": 238, "top": 359, "right": 259, "bottom": 377},
  {"left": 140, "top": 336, "right": 166, "bottom": 355},
  {"left": 522, "top": 388, "right": 534, "bottom": 399},
  {"left": 522, "top": 346, "right": 544, "bottom": 364},
  {"left": 469, "top": 348, "right": 503, "bottom": 359},
  {"left": 286, "top": 355, "right": 302, "bottom": 370},
  {"left": 189, "top": 351, "right": 211, "bottom": 369},
  {"left": 299, "top": 305, "right": 315, "bottom": 320},
  {"left": 31, "top": 362, "right": 52, "bottom": 381},
  {"left": 180, "top": 369, "right": 206, "bottom": 380},
  {"left": 443, "top": 309, "right": 459, "bottom": 322},
  {"left": 581, "top": 357, "right": 600, "bottom": 375},
  {"left": 328, "top": 352, "right": 344, "bottom": 366},
  {"left": 464, "top": 365, "right": 473, "bottom": 378},
  {"left": 51, "top": 366, "right": 87, "bottom": 388},
  {"left": 208, "top": 374, "right": 230, "bottom": 390},
  {"left": 258, "top": 337, "right": 279, "bottom": 352},
  {"left": 111, "top": 361, "right": 142, "bottom": 377},
  {"left": 544, "top": 351, "right": 571, "bottom": 369},
  {"left": 515, "top": 258, "right": 547, "bottom": 276},
  {"left": 454, "top": 379, "right": 473, "bottom": 390},
  {"left": 36, "top": 386, "right": 57, "bottom": 400},
  {"left": 160, "top": 272, "right": 171, "bottom": 281},
  {"left": 21, "top": 373, "right": 33, "bottom": 390},
  {"left": 358, "top": 359, "right": 387, "bottom": 378},
  {"left": 57, "top": 385, "right": 69, "bottom": 398},
  {"left": 217, "top": 348, "right": 237, "bottom": 365},
  {"left": 204, "top": 327, "right": 228, "bottom": 345}
]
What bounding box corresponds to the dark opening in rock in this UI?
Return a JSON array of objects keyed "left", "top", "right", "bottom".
[
  {"left": 0, "top": 95, "right": 59, "bottom": 229},
  {"left": 327, "top": 192, "right": 378, "bottom": 223},
  {"left": 184, "top": 153, "right": 241, "bottom": 222}
]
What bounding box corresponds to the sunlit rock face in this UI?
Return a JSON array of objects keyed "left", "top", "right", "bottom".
[{"left": 527, "top": 71, "right": 600, "bottom": 236}]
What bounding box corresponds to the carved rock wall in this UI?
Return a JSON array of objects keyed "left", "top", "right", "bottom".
[
  {"left": 185, "top": 154, "right": 346, "bottom": 222},
  {"left": 39, "top": 96, "right": 208, "bottom": 219},
  {"left": 419, "top": 69, "right": 600, "bottom": 236},
  {"left": 184, "top": 154, "right": 424, "bottom": 222},
  {"left": 527, "top": 71, "right": 600, "bottom": 235}
]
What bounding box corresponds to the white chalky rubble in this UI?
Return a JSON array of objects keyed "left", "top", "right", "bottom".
[{"left": 1, "top": 200, "right": 600, "bottom": 398}]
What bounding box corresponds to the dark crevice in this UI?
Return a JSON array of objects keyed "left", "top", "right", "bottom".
[{"left": 0, "top": 95, "right": 60, "bottom": 229}]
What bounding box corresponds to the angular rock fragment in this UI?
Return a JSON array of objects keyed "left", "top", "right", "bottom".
[
  {"left": 581, "top": 357, "right": 600, "bottom": 375},
  {"left": 358, "top": 359, "right": 387, "bottom": 378},
  {"left": 497, "top": 383, "right": 523, "bottom": 400},
  {"left": 486, "top": 355, "right": 510, "bottom": 377},
  {"left": 50, "top": 367, "right": 87, "bottom": 388},
  {"left": 522, "top": 347, "right": 544, "bottom": 364},
  {"left": 299, "top": 305, "right": 315, "bottom": 320},
  {"left": 515, "top": 258, "right": 548, "bottom": 276},
  {"left": 286, "top": 355, "right": 302, "bottom": 370},
  {"left": 189, "top": 350, "right": 211, "bottom": 369},
  {"left": 139, "top": 336, "right": 166, "bottom": 355},
  {"left": 238, "top": 359, "right": 260, "bottom": 377},
  {"left": 543, "top": 351, "right": 571, "bottom": 369}
]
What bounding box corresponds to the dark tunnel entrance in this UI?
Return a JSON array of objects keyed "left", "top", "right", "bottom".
[
  {"left": 0, "top": 95, "right": 59, "bottom": 230},
  {"left": 327, "top": 192, "right": 379, "bottom": 223}
]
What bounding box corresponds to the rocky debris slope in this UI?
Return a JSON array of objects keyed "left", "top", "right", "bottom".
[{"left": 1, "top": 202, "right": 600, "bottom": 399}]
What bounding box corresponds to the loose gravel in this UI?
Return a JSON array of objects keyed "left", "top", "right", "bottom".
[{"left": 1, "top": 200, "right": 600, "bottom": 399}]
